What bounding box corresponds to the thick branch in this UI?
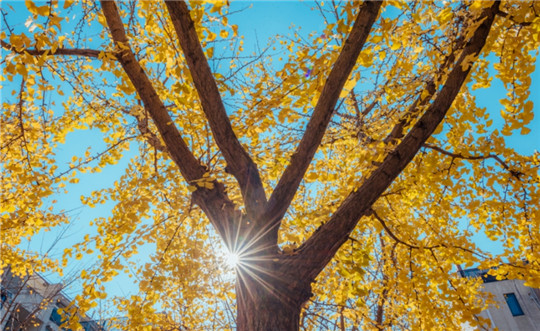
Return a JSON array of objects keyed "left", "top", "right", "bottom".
[
  {"left": 100, "top": 1, "right": 203, "bottom": 182},
  {"left": 294, "top": 1, "right": 500, "bottom": 281},
  {"left": 1, "top": 40, "right": 103, "bottom": 58},
  {"left": 264, "top": 1, "right": 382, "bottom": 227},
  {"left": 100, "top": 1, "right": 241, "bottom": 248},
  {"left": 164, "top": 1, "right": 267, "bottom": 220}
]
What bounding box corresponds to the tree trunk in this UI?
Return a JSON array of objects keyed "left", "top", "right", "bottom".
[
  {"left": 236, "top": 291, "right": 301, "bottom": 331},
  {"left": 235, "top": 260, "right": 312, "bottom": 331}
]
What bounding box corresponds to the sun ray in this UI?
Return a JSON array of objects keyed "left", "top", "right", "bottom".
[{"left": 234, "top": 220, "right": 282, "bottom": 257}]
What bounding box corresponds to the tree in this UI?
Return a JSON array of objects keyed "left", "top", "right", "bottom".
[{"left": 1, "top": 0, "right": 539, "bottom": 330}]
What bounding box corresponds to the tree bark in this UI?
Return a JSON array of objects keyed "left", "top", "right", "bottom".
[
  {"left": 235, "top": 259, "right": 312, "bottom": 331},
  {"left": 236, "top": 287, "right": 303, "bottom": 331},
  {"left": 165, "top": 1, "right": 268, "bottom": 222}
]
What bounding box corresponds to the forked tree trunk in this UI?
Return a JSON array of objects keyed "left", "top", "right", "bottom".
[
  {"left": 100, "top": 2, "right": 500, "bottom": 330},
  {"left": 235, "top": 260, "right": 312, "bottom": 331}
]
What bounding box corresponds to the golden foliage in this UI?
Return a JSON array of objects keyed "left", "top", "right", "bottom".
[{"left": 1, "top": 1, "right": 539, "bottom": 330}]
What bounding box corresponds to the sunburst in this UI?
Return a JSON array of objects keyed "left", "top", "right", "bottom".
[{"left": 224, "top": 251, "right": 240, "bottom": 268}]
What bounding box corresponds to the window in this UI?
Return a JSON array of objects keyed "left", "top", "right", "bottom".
[
  {"left": 504, "top": 293, "right": 524, "bottom": 316},
  {"left": 49, "top": 307, "right": 63, "bottom": 325},
  {"left": 1, "top": 289, "right": 7, "bottom": 307},
  {"left": 0, "top": 286, "right": 13, "bottom": 308}
]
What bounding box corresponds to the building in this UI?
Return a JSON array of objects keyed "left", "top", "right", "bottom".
[
  {"left": 460, "top": 266, "right": 540, "bottom": 331},
  {"left": 1, "top": 267, "right": 103, "bottom": 331}
]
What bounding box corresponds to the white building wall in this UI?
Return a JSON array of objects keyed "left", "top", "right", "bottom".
[{"left": 474, "top": 279, "right": 540, "bottom": 331}]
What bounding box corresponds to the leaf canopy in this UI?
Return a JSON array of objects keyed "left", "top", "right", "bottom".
[{"left": 1, "top": 0, "right": 539, "bottom": 330}]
